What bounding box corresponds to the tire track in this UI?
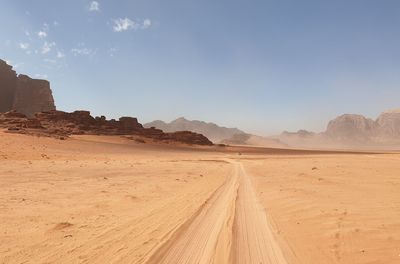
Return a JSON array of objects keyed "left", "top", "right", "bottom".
[
  {"left": 146, "top": 166, "right": 239, "bottom": 264},
  {"left": 231, "top": 163, "right": 288, "bottom": 264},
  {"left": 146, "top": 161, "right": 289, "bottom": 264}
]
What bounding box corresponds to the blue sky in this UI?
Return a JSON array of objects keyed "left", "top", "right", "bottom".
[{"left": 1, "top": 0, "right": 400, "bottom": 135}]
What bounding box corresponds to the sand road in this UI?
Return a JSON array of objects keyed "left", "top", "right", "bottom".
[{"left": 147, "top": 161, "right": 288, "bottom": 264}]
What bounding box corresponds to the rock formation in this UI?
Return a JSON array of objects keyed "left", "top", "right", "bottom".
[
  {"left": 279, "top": 109, "right": 400, "bottom": 148},
  {"left": 0, "top": 110, "right": 213, "bottom": 146},
  {"left": 375, "top": 109, "right": 400, "bottom": 138},
  {"left": 0, "top": 59, "right": 56, "bottom": 117},
  {"left": 0, "top": 60, "right": 17, "bottom": 113},
  {"left": 325, "top": 114, "right": 377, "bottom": 142},
  {"left": 145, "top": 117, "right": 244, "bottom": 143}
]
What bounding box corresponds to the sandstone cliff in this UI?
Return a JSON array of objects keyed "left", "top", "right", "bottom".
[
  {"left": 0, "top": 59, "right": 56, "bottom": 117},
  {"left": 0, "top": 60, "right": 17, "bottom": 113}
]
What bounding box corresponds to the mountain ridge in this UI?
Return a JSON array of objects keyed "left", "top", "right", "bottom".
[
  {"left": 279, "top": 110, "right": 400, "bottom": 148},
  {"left": 145, "top": 117, "right": 245, "bottom": 143}
]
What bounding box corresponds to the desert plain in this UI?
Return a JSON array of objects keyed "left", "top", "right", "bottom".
[{"left": 1, "top": 130, "right": 400, "bottom": 264}]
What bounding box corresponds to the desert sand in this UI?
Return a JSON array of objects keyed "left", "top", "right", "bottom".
[{"left": 1, "top": 130, "right": 400, "bottom": 263}]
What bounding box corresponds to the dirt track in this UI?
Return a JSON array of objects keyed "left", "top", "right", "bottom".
[{"left": 147, "top": 161, "right": 288, "bottom": 264}]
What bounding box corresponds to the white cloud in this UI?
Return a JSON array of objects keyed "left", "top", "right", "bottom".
[
  {"left": 13, "top": 62, "right": 25, "bottom": 69},
  {"left": 34, "top": 73, "right": 48, "bottom": 79},
  {"left": 38, "top": 31, "right": 47, "bottom": 38},
  {"left": 43, "top": 23, "right": 49, "bottom": 30},
  {"left": 37, "top": 23, "right": 50, "bottom": 38},
  {"left": 142, "top": 19, "right": 152, "bottom": 29},
  {"left": 112, "top": 18, "right": 152, "bottom": 32},
  {"left": 113, "top": 18, "right": 136, "bottom": 32},
  {"left": 18, "top": 42, "right": 30, "bottom": 50},
  {"left": 41, "top": 41, "right": 56, "bottom": 54},
  {"left": 109, "top": 47, "right": 118, "bottom": 57},
  {"left": 56, "top": 51, "right": 65, "bottom": 58},
  {"left": 71, "top": 47, "right": 95, "bottom": 56},
  {"left": 89, "top": 1, "right": 100, "bottom": 12},
  {"left": 18, "top": 42, "right": 31, "bottom": 54},
  {"left": 44, "top": 58, "right": 57, "bottom": 64}
]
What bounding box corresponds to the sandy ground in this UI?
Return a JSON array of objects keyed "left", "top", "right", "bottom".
[
  {"left": 243, "top": 154, "right": 400, "bottom": 264},
  {"left": 1, "top": 131, "right": 400, "bottom": 263}
]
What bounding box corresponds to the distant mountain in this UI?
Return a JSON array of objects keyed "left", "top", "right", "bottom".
[
  {"left": 145, "top": 109, "right": 400, "bottom": 149},
  {"left": 144, "top": 117, "right": 245, "bottom": 143},
  {"left": 325, "top": 114, "right": 377, "bottom": 142},
  {"left": 279, "top": 109, "right": 400, "bottom": 148},
  {"left": 281, "top": 129, "right": 316, "bottom": 138},
  {"left": 221, "top": 133, "right": 287, "bottom": 148},
  {"left": 325, "top": 110, "right": 400, "bottom": 143},
  {"left": 376, "top": 109, "right": 400, "bottom": 138}
]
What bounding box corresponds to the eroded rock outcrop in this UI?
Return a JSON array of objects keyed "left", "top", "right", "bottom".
[
  {"left": 0, "top": 110, "right": 213, "bottom": 146},
  {"left": 0, "top": 60, "right": 56, "bottom": 117}
]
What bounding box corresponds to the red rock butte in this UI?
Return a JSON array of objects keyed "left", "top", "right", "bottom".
[{"left": 0, "top": 59, "right": 56, "bottom": 117}]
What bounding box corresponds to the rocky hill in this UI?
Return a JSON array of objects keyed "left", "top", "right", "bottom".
[
  {"left": 0, "top": 110, "right": 213, "bottom": 145},
  {"left": 0, "top": 59, "right": 56, "bottom": 117},
  {"left": 279, "top": 109, "right": 400, "bottom": 148},
  {"left": 375, "top": 109, "right": 400, "bottom": 138},
  {"left": 145, "top": 117, "right": 244, "bottom": 143},
  {"left": 325, "top": 110, "right": 400, "bottom": 143},
  {"left": 325, "top": 114, "right": 377, "bottom": 142}
]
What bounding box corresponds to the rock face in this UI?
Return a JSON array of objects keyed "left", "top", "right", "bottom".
[
  {"left": 325, "top": 114, "right": 377, "bottom": 141},
  {"left": 375, "top": 110, "right": 400, "bottom": 138},
  {"left": 0, "top": 59, "right": 56, "bottom": 117},
  {"left": 13, "top": 75, "right": 55, "bottom": 117},
  {"left": 0, "top": 60, "right": 17, "bottom": 113},
  {"left": 279, "top": 109, "right": 400, "bottom": 148},
  {"left": 0, "top": 110, "right": 213, "bottom": 146},
  {"left": 325, "top": 112, "right": 400, "bottom": 143},
  {"left": 145, "top": 117, "right": 244, "bottom": 143}
]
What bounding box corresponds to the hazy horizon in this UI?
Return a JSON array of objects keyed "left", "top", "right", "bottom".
[{"left": 1, "top": 0, "right": 400, "bottom": 135}]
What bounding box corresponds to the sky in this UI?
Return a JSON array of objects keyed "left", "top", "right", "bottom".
[{"left": 1, "top": 0, "right": 400, "bottom": 135}]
